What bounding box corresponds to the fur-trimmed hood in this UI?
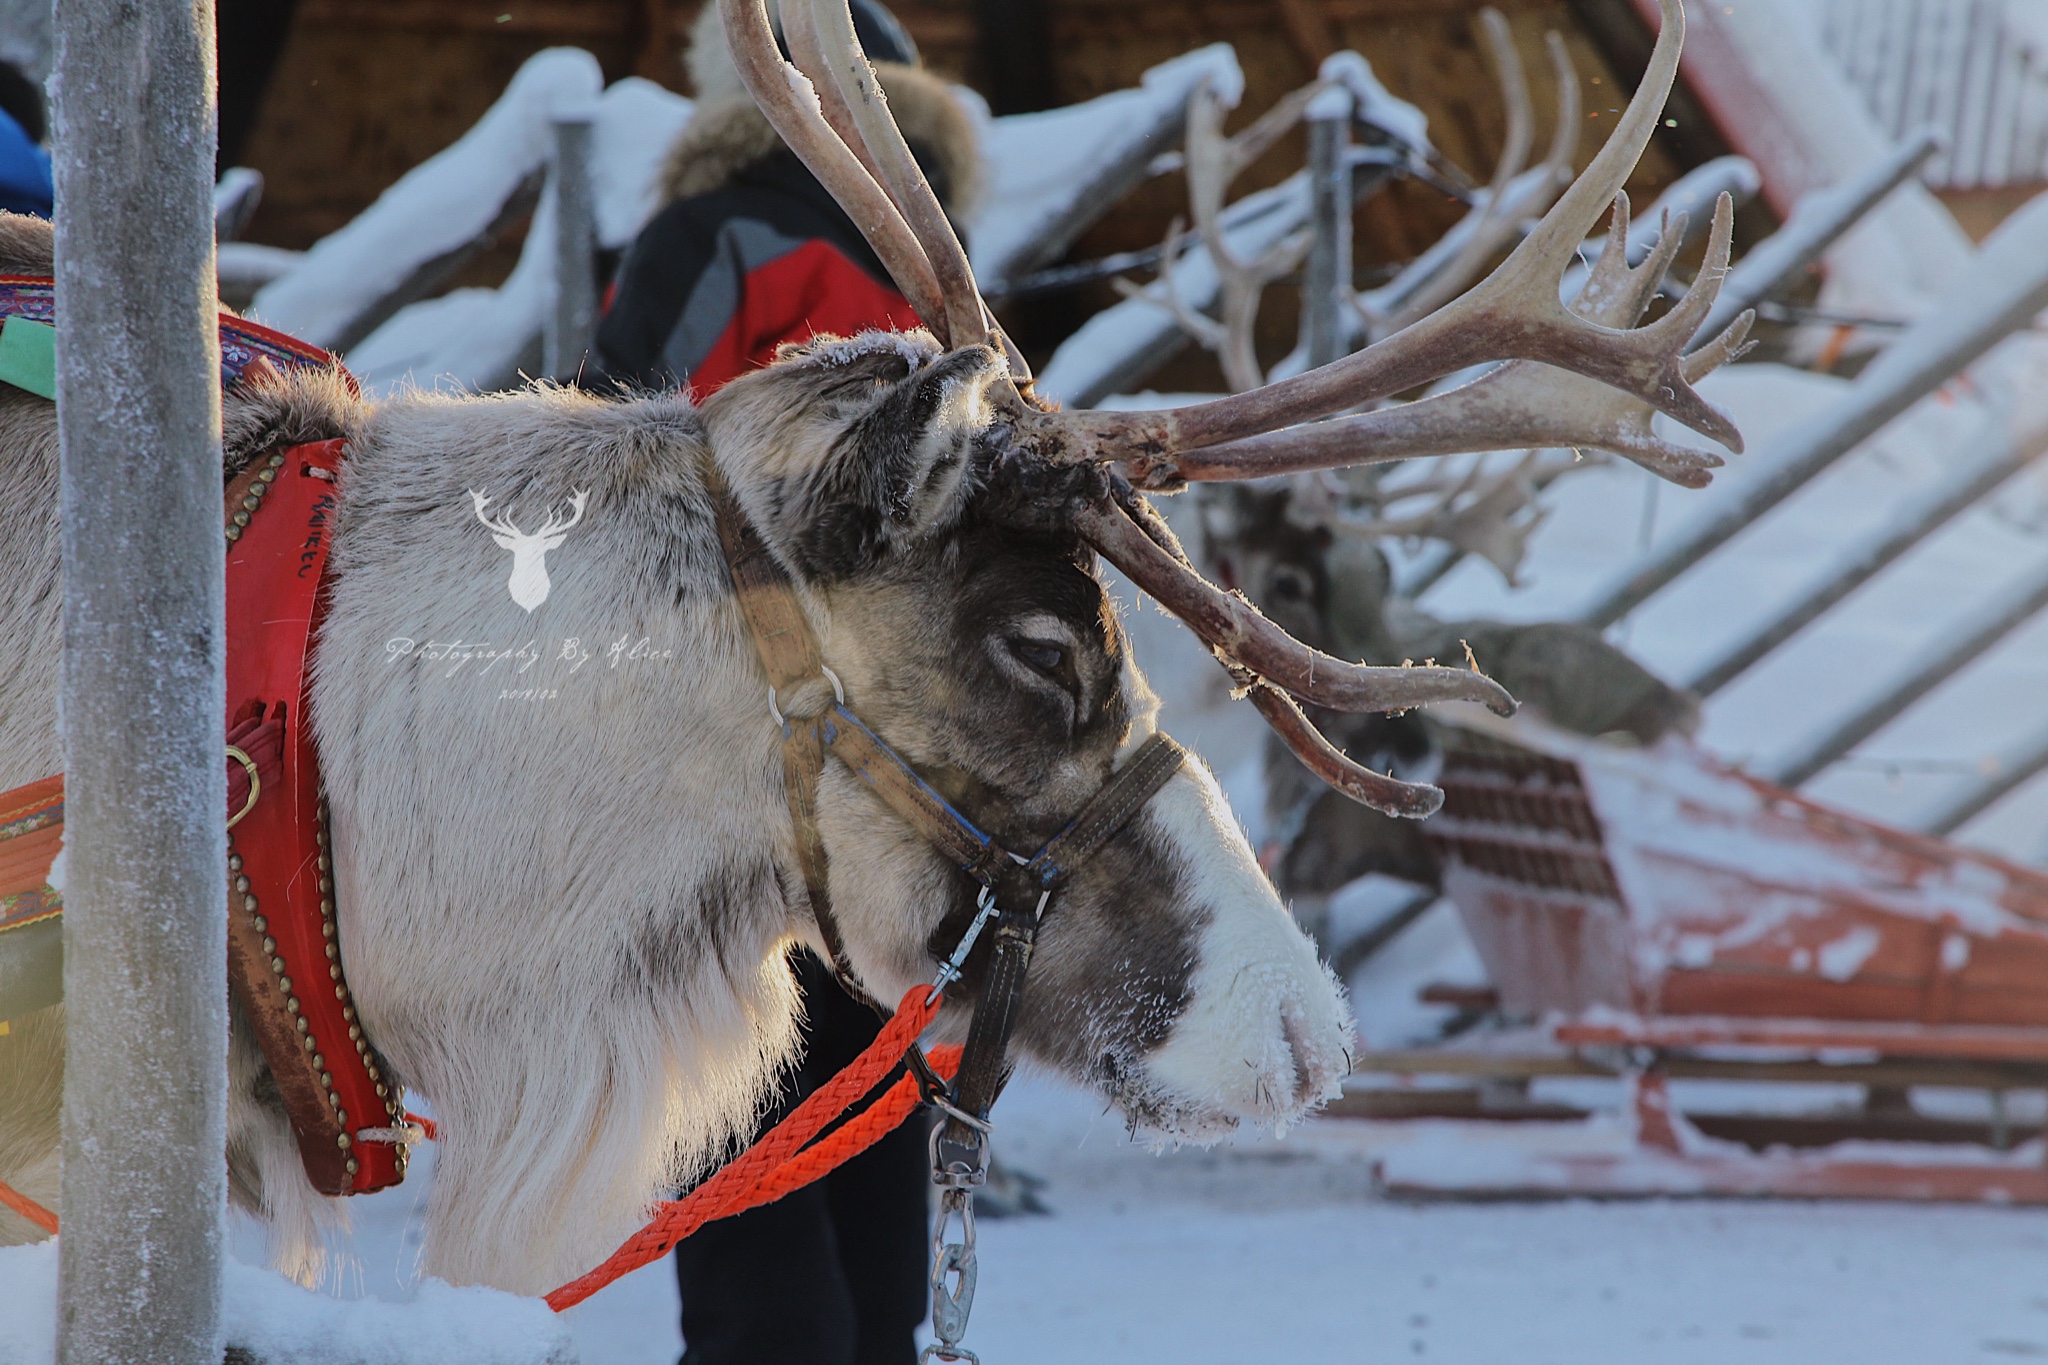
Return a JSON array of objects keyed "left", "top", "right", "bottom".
[{"left": 660, "top": 2, "right": 981, "bottom": 213}]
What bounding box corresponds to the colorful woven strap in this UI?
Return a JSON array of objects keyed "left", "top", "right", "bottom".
[{"left": 0, "top": 275, "right": 343, "bottom": 392}]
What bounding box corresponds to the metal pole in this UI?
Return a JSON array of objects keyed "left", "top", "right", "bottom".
[
  {"left": 53, "top": 0, "right": 226, "bottom": 1360},
  {"left": 1300, "top": 85, "right": 1352, "bottom": 370},
  {"left": 1579, "top": 191, "right": 2048, "bottom": 630},
  {"left": 1692, "top": 129, "right": 1941, "bottom": 345},
  {"left": 1919, "top": 718, "right": 2048, "bottom": 837},
  {"left": 545, "top": 104, "right": 598, "bottom": 383},
  {"left": 1684, "top": 413, "right": 2046, "bottom": 697},
  {"left": 1763, "top": 557, "right": 2048, "bottom": 789}
]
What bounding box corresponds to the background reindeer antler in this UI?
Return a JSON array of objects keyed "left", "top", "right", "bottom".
[{"left": 718, "top": 0, "right": 1748, "bottom": 817}]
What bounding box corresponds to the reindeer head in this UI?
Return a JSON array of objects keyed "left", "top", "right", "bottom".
[
  {"left": 700, "top": 0, "right": 1748, "bottom": 1136},
  {"left": 471, "top": 488, "right": 588, "bottom": 612},
  {"left": 704, "top": 338, "right": 1355, "bottom": 1134}
]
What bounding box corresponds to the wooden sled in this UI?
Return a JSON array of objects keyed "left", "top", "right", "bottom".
[{"left": 1340, "top": 722, "right": 2048, "bottom": 1204}]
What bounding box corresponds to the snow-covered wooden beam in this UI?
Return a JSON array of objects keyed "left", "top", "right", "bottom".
[{"left": 1578, "top": 190, "right": 2048, "bottom": 629}]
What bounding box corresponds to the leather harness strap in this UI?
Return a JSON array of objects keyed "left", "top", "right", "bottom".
[{"left": 707, "top": 480, "right": 1186, "bottom": 1151}]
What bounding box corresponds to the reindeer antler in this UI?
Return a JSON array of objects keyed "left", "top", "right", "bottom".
[{"left": 718, "top": 0, "right": 1748, "bottom": 817}]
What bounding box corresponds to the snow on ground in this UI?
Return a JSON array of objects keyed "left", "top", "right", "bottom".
[
  {"left": 963, "top": 1073, "right": 2048, "bottom": 1365},
  {"left": 104, "top": 1070, "right": 2048, "bottom": 1365}
]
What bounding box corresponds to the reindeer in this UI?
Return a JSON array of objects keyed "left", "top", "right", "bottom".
[
  {"left": 0, "top": 0, "right": 1745, "bottom": 1300},
  {"left": 470, "top": 488, "right": 589, "bottom": 611}
]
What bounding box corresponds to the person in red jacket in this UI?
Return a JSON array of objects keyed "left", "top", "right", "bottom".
[
  {"left": 594, "top": 7, "right": 984, "bottom": 1364},
  {"left": 593, "top": 0, "right": 978, "bottom": 398}
]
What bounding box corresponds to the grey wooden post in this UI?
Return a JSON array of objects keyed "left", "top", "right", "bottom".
[
  {"left": 546, "top": 105, "right": 598, "bottom": 383},
  {"left": 1684, "top": 417, "right": 2045, "bottom": 698},
  {"left": 1764, "top": 559, "right": 2048, "bottom": 789},
  {"left": 1300, "top": 85, "right": 1352, "bottom": 370},
  {"left": 53, "top": 0, "right": 227, "bottom": 1360}
]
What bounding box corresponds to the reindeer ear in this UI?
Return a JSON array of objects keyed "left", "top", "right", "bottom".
[{"left": 778, "top": 344, "right": 1009, "bottom": 579}]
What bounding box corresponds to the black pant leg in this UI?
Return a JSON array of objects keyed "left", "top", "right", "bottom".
[
  {"left": 674, "top": 1179, "right": 856, "bottom": 1365},
  {"left": 797, "top": 956, "right": 932, "bottom": 1365},
  {"left": 826, "top": 1109, "right": 933, "bottom": 1365},
  {"left": 676, "top": 953, "right": 927, "bottom": 1365}
]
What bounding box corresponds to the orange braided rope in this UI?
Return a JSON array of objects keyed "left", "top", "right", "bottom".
[
  {"left": 0, "top": 1174, "right": 57, "bottom": 1235},
  {"left": 546, "top": 984, "right": 956, "bottom": 1311}
]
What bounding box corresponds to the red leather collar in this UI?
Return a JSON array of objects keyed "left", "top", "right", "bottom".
[{"left": 224, "top": 436, "right": 408, "bottom": 1195}]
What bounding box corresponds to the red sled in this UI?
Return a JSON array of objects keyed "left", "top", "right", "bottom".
[{"left": 1355, "top": 721, "right": 2048, "bottom": 1204}]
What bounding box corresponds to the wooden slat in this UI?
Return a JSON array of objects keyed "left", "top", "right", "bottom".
[
  {"left": 1354, "top": 1046, "right": 2048, "bottom": 1089},
  {"left": 1557, "top": 1016, "right": 2048, "bottom": 1063}
]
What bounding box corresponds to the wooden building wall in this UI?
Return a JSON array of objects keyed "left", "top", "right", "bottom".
[{"left": 236, "top": 0, "right": 1758, "bottom": 380}]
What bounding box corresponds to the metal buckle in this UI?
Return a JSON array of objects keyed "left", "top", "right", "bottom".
[
  {"left": 928, "top": 1113, "right": 990, "bottom": 1190},
  {"left": 225, "top": 744, "right": 261, "bottom": 830}
]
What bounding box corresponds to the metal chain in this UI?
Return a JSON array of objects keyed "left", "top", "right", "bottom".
[{"left": 920, "top": 1119, "right": 990, "bottom": 1363}]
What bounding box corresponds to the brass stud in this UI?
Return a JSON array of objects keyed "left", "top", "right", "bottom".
[
  {"left": 336, "top": 1133, "right": 350, "bottom": 1149},
  {"left": 224, "top": 526, "right": 241, "bottom": 543},
  {"left": 268, "top": 451, "right": 286, "bottom": 468},
  {"left": 322, "top": 922, "right": 336, "bottom": 940},
  {"left": 375, "top": 1083, "right": 388, "bottom": 1098},
  {"left": 242, "top": 495, "right": 260, "bottom": 511},
  {"left": 329, "top": 965, "right": 342, "bottom": 981},
  {"left": 342, "top": 1005, "right": 356, "bottom": 1022},
  {"left": 313, "top": 1052, "right": 325, "bottom": 1070},
  {"left": 335, "top": 984, "right": 348, "bottom": 1002},
  {"left": 348, "top": 1025, "right": 361, "bottom": 1041},
  {"left": 345, "top": 1157, "right": 359, "bottom": 1175},
  {"left": 325, "top": 943, "right": 338, "bottom": 961},
  {"left": 337, "top": 1108, "right": 348, "bottom": 1128},
  {"left": 242, "top": 895, "right": 258, "bottom": 912},
  {"left": 232, "top": 510, "right": 250, "bottom": 527},
  {"left": 234, "top": 875, "right": 250, "bottom": 893},
  {"left": 316, "top": 854, "right": 330, "bottom": 871},
  {"left": 321, "top": 1071, "right": 333, "bottom": 1088},
  {"left": 252, "top": 915, "right": 267, "bottom": 934},
  {"left": 354, "top": 1039, "right": 368, "bottom": 1055},
  {"left": 258, "top": 467, "right": 277, "bottom": 484},
  {"left": 280, "top": 977, "right": 293, "bottom": 995},
  {"left": 315, "top": 828, "right": 327, "bottom": 847},
  {"left": 270, "top": 956, "right": 285, "bottom": 974},
  {"left": 262, "top": 936, "right": 276, "bottom": 955},
  {"left": 228, "top": 853, "right": 243, "bottom": 872},
  {"left": 300, "top": 1034, "right": 315, "bottom": 1051}
]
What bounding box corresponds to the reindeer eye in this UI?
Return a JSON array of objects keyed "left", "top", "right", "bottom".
[{"left": 1009, "top": 639, "right": 1068, "bottom": 679}]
